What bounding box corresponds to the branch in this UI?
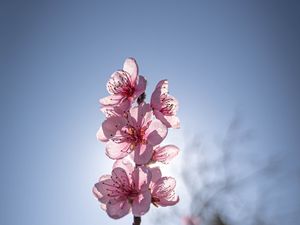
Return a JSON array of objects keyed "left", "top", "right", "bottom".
[{"left": 132, "top": 216, "right": 141, "bottom": 225}]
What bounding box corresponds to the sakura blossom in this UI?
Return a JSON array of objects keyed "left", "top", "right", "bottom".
[
  {"left": 100, "top": 58, "right": 147, "bottom": 114},
  {"left": 93, "top": 165, "right": 152, "bottom": 219},
  {"left": 100, "top": 103, "right": 168, "bottom": 165},
  {"left": 93, "top": 58, "right": 181, "bottom": 225},
  {"left": 151, "top": 79, "right": 180, "bottom": 129},
  {"left": 149, "top": 167, "right": 179, "bottom": 207}
]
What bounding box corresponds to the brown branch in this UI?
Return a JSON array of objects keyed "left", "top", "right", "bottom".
[
  {"left": 132, "top": 216, "right": 141, "bottom": 225},
  {"left": 132, "top": 94, "right": 146, "bottom": 225}
]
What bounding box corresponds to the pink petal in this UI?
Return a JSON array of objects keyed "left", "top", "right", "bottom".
[
  {"left": 113, "top": 157, "right": 135, "bottom": 178},
  {"left": 153, "top": 110, "right": 180, "bottom": 129},
  {"left": 132, "top": 191, "right": 151, "bottom": 216},
  {"left": 133, "top": 75, "right": 147, "bottom": 99},
  {"left": 159, "top": 195, "right": 179, "bottom": 207},
  {"left": 105, "top": 140, "right": 131, "bottom": 160},
  {"left": 153, "top": 177, "right": 176, "bottom": 194},
  {"left": 93, "top": 175, "right": 112, "bottom": 203},
  {"left": 134, "top": 144, "right": 153, "bottom": 165},
  {"left": 101, "top": 99, "right": 131, "bottom": 118},
  {"left": 111, "top": 167, "right": 130, "bottom": 188},
  {"left": 146, "top": 119, "right": 168, "bottom": 146},
  {"left": 101, "top": 116, "right": 126, "bottom": 140},
  {"left": 123, "top": 57, "right": 138, "bottom": 85},
  {"left": 100, "top": 203, "right": 107, "bottom": 211},
  {"left": 152, "top": 145, "right": 179, "bottom": 164},
  {"left": 149, "top": 167, "right": 162, "bottom": 187},
  {"left": 164, "top": 115, "right": 180, "bottom": 129},
  {"left": 150, "top": 79, "right": 168, "bottom": 109},
  {"left": 106, "top": 199, "right": 131, "bottom": 219},
  {"left": 96, "top": 126, "right": 108, "bottom": 142},
  {"left": 99, "top": 94, "right": 123, "bottom": 106},
  {"left": 152, "top": 177, "right": 179, "bottom": 207},
  {"left": 132, "top": 166, "right": 151, "bottom": 192},
  {"left": 128, "top": 103, "right": 152, "bottom": 127}
]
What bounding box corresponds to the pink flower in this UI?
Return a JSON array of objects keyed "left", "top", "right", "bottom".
[
  {"left": 98, "top": 103, "right": 168, "bottom": 165},
  {"left": 100, "top": 58, "right": 147, "bottom": 114},
  {"left": 152, "top": 145, "right": 180, "bottom": 164},
  {"left": 93, "top": 165, "right": 152, "bottom": 219},
  {"left": 149, "top": 167, "right": 179, "bottom": 207},
  {"left": 151, "top": 80, "right": 180, "bottom": 129}
]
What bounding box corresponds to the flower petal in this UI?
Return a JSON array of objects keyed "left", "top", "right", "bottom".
[
  {"left": 113, "top": 157, "right": 135, "bottom": 179},
  {"left": 134, "top": 144, "right": 153, "bottom": 165},
  {"left": 133, "top": 75, "right": 147, "bottom": 99},
  {"left": 106, "top": 200, "right": 131, "bottom": 219},
  {"left": 132, "top": 191, "right": 151, "bottom": 216},
  {"left": 96, "top": 126, "right": 108, "bottom": 142},
  {"left": 149, "top": 167, "right": 162, "bottom": 187},
  {"left": 132, "top": 166, "right": 151, "bottom": 192},
  {"left": 93, "top": 175, "right": 112, "bottom": 203},
  {"left": 105, "top": 140, "right": 131, "bottom": 160},
  {"left": 146, "top": 119, "right": 168, "bottom": 146},
  {"left": 159, "top": 195, "right": 179, "bottom": 207},
  {"left": 101, "top": 116, "right": 126, "bottom": 140},
  {"left": 111, "top": 167, "right": 130, "bottom": 188},
  {"left": 123, "top": 57, "right": 138, "bottom": 85},
  {"left": 152, "top": 145, "right": 179, "bottom": 164},
  {"left": 129, "top": 103, "right": 152, "bottom": 127},
  {"left": 151, "top": 79, "right": 168, "bottom": 109},
  {"left": 153, "top": 110, "right": 178, "bottom": 128},
  {"left": 153, "top": 177, "right": 176, "bottom": 194},
  {"left": 164, "top": 115, "right": 180, "bottom": 129},
  {"left": 99, "top": 94, "right": 123, "bottom": 106},
  {"left": 101, "top": 99, "right": 131, "bottom": 118},
  {"left": 152, "top": 177, "right": 179, "bottom": 207}
]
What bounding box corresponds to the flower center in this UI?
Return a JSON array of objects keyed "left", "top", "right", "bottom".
[
  {"left": 107, "top": 71, "right": 134, "bottom": 97},
  {"left": 125, "top": 126, "right": 148, "bottom": 150},
  {"left": 160, "top": 94, "right": 177, "bottom": 116}
]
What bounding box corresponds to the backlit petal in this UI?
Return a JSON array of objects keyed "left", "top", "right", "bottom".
[
  {"left": 93, "top": 175, "right": 112, "bottom": 203},
  {"left": 133, "top": 75, "right": 147, "bottom": 99},
  {"left": 152, "top": 145, "right": 179, "bottom": 164},
  {"left": 113, "top": 157, "right": 135, "bottom": 180},
  {"left": 134, "top": 144, "right": 153, "bottom": 165},
  {"left": 106, "top": 140, "right": 131, "bottom": 160},
  {"left": 151, "top": 79, "right": 168, "bottom": 109},
  {"left": 123, "top": 57, "right": 138, "bottom": 85},
  {"left": 101, "top": 116, "right": 126, "bottom": 140},
  {"left": 132, "top": 191, "right": 151, "bottom": 216},
  {"left": 149, "top": 167, "right": 162, "bottom": 187},
  {"left": 99, "top": 94, "right": 123, "bottom": 106},
  {"left": 96, "top": 126, "right": 108, "bottom": 142},
  {"left": 106, "top": 200, "right": 131, "bottom": 219},
  {"left": 146, "top": 119, "right": 168, "bottom": 146},
  {"left": 132, "top": 166, "right": 151, "bottom": 192}
]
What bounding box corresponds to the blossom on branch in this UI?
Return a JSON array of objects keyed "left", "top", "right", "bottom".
[
  {"left": 100, "top": 58, "right": 146, "bottom": 115},
  {"left": 93, "top": 165, "right": 152, "bottom": 219},
  {"left": 151, "top": 80, "right": 180, "bottom": 129},
  {"left": 93, "top": 58, "right": 180, "bottom": 222}
]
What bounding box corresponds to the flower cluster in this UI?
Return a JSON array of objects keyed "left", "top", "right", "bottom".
[{"left": 93, "top": 58, "right": 180, "bottom": 220}]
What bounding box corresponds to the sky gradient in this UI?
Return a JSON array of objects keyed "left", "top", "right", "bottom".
[{"left": 1, "top": 1, "right": 300, "bottom": 225}]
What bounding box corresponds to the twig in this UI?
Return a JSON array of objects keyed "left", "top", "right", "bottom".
[{"left": 132, "top": 216, "right": 141, "bottom": 225}]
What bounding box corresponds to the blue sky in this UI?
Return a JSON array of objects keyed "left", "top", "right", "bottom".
[{"left": 1, "top": 1, "right": 299, "bottom": 225}]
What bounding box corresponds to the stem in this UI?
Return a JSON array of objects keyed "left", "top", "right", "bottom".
[
  {"left": 132, "top": 93, "right": 145, "bottom": 225},
  {"left": 132, "top": 216, "right": 141, "bottom": 225}
]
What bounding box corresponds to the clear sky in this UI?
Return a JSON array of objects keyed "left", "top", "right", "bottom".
[{"left": 1, "top": 1, "right": 299, "bottom": 225}]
